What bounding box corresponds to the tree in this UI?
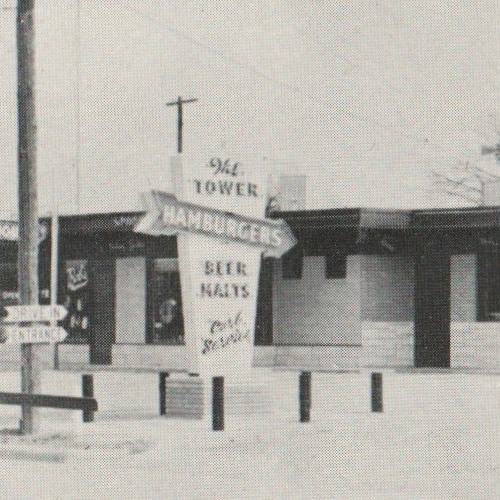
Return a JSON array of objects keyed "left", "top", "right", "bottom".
[{"left": 431, "top": 160, "right": 500, "bottom": 206}]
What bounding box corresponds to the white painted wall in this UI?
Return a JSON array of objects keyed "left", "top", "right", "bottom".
[{"left": 115, "top": 257, "right": 146, "bottom": 343}]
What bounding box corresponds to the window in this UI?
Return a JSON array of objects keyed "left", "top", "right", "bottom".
[
  {"left": 62, "top": 260, "right": 90, "bottom": 342},
  {"left": 282, "top": 248, "right": 303, "bottom": 280},
  {"left": 151, "top": 258, "right": 184, "bottom": 344},
  {"left": 478, "top": 250, "right": 500, "bottom": 321},
  {"left": 0, "top": 263, "right": 17, "bottom": 306},
  {"left": 0, "top": 263, "right": 50, "bottom": 306},
  {"left": 325, "top": 253, "right": 347, "bottom": 279},
  {"left": 255, "top": 258, "right": 273, "bottom": 345}
]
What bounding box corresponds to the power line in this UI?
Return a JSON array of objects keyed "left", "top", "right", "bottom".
[
  {"left": 117, "top": 3, "right": 491, "bottom": 167},
  {"left": 295, "top": 0, "right": 497, "bottom": 145},
  {"left": 116, "top": 5, "right": 441, "bottom": 144}
]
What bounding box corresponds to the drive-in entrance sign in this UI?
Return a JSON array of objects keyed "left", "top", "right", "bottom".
[
  {"left": 2, "top": 305, "right": 68, "bottom": 324},
  {"left": 0, "top": 305, "right": 68, "bottom": 344},
  {"left": 1, "top": 325, "right": 67, "bottom": 344}
]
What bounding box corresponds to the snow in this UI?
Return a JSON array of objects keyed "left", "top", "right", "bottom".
[{"left": 0, "top": 370, "right": 498, "bottom": 499}]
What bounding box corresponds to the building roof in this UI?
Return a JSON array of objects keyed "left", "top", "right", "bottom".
[
  {"left": 272, "top": 208, "right": 410, "bottom": 230},
  {"left": 412, "top": 206, "right": 500, "bottom": 228},
  {"left": 4, "top": 205, "right": 500, "bottom": 242}
]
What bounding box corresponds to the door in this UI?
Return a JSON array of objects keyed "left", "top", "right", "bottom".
[
  {"left": 89, "top": 258, "right": 115, "bottom": 364},
  {"left": 415, "top": 242, "right": 451, "bottom": 367}
]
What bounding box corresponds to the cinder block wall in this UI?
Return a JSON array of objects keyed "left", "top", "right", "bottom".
[
  {"left": 450, "top": 254, "right": 476, "bottom": 321},
  {"left": 273, "top": 255, "right": 362, "bottom": 346},
  {"left": 360, "top": 255, "right": 415, "bottom": 367},
  {"left": 450, "top": 254, "right": 499, "bottom": 369}
]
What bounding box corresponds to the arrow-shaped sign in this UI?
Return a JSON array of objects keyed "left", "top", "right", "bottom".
[
  {"left": 2, "top": 305, "right": 68, "bottom": 324},
  {"left": 0, "top": 221, "right": 48, "bottom": 243},
  {"left": 135, "top": 191, "right": 297, "bottom": 258},
  {"left": 0, "top": 325, "right": 68, "bottom": 344}
]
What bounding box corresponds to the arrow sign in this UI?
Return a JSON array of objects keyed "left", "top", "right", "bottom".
[
  {"left": 2, "top": 305, "right": 68, "bottom": 324},
  {"left": 135, "top": 191, "right": 297, "bottom": 257},
  {"left": 0, "top": 326, "right": 67, "bottom": 344},
  {"left": 0, "top": 221, "right": 48, "bottom": 243}
]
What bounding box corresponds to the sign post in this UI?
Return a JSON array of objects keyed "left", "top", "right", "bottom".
[{"left": 137, "top": 155, "right": 297, "bottom": 429}]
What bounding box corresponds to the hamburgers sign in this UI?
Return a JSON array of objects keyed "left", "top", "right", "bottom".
[{"left": 136, "top": 155, "right": 296, "bottom": 376}]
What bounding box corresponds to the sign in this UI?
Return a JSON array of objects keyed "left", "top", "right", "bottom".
[
  {"left": 0, "top": 220, "right": 48, "bottom": 243},
  {"left": 0, "top": 325, "right": 67, "bottom": 344},
  {"left": 2, "top": 305, "right": 68, "bottom": 324},
  {"left": 136, "top": 155, "right": 297, "bottom": 377},
  {"left": 135, "top": 192, "right": 296, "bottom": 257}
]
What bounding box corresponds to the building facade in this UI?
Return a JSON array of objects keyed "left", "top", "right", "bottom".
[{"left": 0, "top": 206, "right": 498, "bottom": 371}]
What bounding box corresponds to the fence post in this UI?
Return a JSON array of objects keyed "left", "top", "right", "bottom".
[
  {"left": 371, "top": 372, "right": 383, "bottom": 413},
  {"left": 82, "top": 374, "right": 94, "bottom": 422},
  {"left": 159, "top": 372, "right": 169, "bottom": 416},
  {"left": 212, "top": 376, "right": 224, "bottom": 431},
  {"left": 299, "top": 371, "right": 311, "bottom": 422}
]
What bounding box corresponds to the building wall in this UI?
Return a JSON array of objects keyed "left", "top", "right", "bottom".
[
  {"left": 450, "top": 323, "right": 499, "bottom": 370},
  {"left": 450, "top": 254, "right": 476, "bottom": 321},
  {"left": 115, "top": 257, "right": 146, "bottom": 343},
  {"left": 273, "top": 255, "right": 362, "bottom": 346},
  {"left": 449, "top": 255, "right": 499, "bottom": 370},
  {"left": 360, "top": 255, "right": 414, "bottom": 321},
  {"left": 361, "top": 322, "right": 414, "bottom": 367},
  {"left": 359, "top": 256, "right": 414, "bottom": 367}
]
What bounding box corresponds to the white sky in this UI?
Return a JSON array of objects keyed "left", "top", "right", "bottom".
[{"left": 0, "top": 0, "right": 499, "bottom": 215}]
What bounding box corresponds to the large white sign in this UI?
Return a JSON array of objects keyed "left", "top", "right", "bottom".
[
  {"left": 0, "top": 221, "right": 48, "bottom": 243},
  {"left": 172, "top": 155, "right": 268, "bottom": 377},
  {"left": 135, "top": 155, "right": 297, "bottom": 377}
]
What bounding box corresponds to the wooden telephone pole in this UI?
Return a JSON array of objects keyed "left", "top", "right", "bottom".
[
  {"left": 17, "top": 0, "right": 42, "bottom": 434},
  {"left": 166, "top": 96, "right": 198, "bottom": 153}
]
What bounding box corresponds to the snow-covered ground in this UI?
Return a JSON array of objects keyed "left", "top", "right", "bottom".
[{"left": 0, "top": 370, "right": 498, "bottom": 499}]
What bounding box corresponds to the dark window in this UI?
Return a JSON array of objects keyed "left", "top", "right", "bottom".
[
  {"left": 62, "top": 259, "right": 90, "bottom": 343},
  {"left": 255, "top": 258, "right": 273, "bottom": 345},
  {"left": 150, "top": 258, "right": 184, "bottom": 344},
  {"left": 282, "top": 248, "right": 302, "bottom": 280},
  {"left": 325, "top": 253, "right": 347, "bottom": 279},
  {"left": 478, "top": 251, "right": 500, "bottom": 321},
  {"left": 0, "top": 263, "right": 17, "bottom": 306}
]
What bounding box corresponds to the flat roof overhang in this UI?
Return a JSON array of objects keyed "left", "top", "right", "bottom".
[
  {"left": 272, "top": 208, "right": 410, "bottom": 230},
  {"left": 412, "top": 206, "right": 500, "bottom": 229}
]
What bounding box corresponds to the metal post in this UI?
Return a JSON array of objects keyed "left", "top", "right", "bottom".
[
  {"left": 50, "top": 167, "right": 60, "bottom": 370},
  {"left": 371, "top": 372, "right": 383, "bottom": 413},
  {"left": 159, "top": 372, "right": 169, "bottom": 416},
  {"left": 212, "top": 376, "right": 224, "bottom": 431},
  {"left": 299, "top": 371, "right": 311, "bottom": 422},
  {"left": 82, "top": 374, "right": 94, "bottom": 422},
  {"left": 17, "top": 0, "right": 41, "bottom": 435}
]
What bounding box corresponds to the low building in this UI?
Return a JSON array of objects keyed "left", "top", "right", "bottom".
[{"left": 0, "top": 206, "right": 498, "bottom": 371}]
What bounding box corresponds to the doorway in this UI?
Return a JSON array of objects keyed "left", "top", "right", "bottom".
[{"left": 415, "top": 243, "right": 451, "bottom": 367}]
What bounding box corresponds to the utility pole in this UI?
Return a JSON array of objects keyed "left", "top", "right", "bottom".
[
  {"left": 17, "top": 0, "right": 41, "bottom": 434},
  {"left": 166, "top": 96, "right": 198, "bottom": 153}
]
